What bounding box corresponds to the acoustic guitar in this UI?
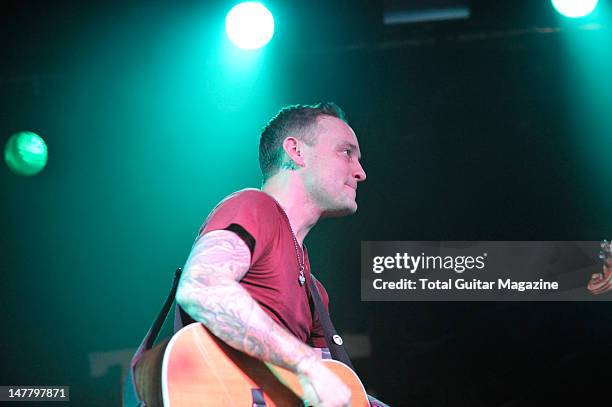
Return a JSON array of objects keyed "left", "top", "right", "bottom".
[{"left": 134, "top": 322, "right": 369, "bottom": 406}]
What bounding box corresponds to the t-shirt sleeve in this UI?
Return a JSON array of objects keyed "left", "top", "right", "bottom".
[
  {"left": 198, "top": 191, "right": 275, "bottom": 266},
  {"left": 308, "top": 277, "right": 330, "bottom": 348}
]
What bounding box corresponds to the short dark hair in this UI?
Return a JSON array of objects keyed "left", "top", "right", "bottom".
[{"left": 259, "top": 102, "right": 347, "bottom": 181}]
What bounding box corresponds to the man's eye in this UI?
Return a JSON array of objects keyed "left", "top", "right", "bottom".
[{"left": 343, "top": 149, "right": 352, "bottom": 156}]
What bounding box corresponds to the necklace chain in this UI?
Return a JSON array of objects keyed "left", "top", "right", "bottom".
[{"left": 278, "top": 206, "right": 306, "bottom": 286}]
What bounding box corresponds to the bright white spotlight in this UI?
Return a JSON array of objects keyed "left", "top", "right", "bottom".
[
  {"left": 551, "top": 0, "right": 599, "bottom": 18},
  {"left": 225, "top": 2, "right": 274, "bottom": 50}
]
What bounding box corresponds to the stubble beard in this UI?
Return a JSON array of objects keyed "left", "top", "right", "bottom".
[{"left": 317, "top": 188, "right": 358, "bottom": 218}]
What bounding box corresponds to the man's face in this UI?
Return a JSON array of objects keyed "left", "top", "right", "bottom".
[{"left": 301, "top": 115, "right": 367, "bottom": 217}]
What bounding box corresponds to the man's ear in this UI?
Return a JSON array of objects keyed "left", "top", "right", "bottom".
[{"left": 283, "top": 137, "right": 305, "bottom": 167}]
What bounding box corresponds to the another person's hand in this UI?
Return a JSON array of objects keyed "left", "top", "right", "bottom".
[{"left": 297, "top": 358, "right": 351, "bottom": 407}]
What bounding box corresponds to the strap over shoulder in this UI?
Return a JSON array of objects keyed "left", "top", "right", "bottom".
[{"left": 308, "top": 276, "right": 354, "bottom": 370}]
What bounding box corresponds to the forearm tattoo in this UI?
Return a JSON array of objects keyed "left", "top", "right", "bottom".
[{"left": 176, "top": 230, "right": 316, "bottom": 372}]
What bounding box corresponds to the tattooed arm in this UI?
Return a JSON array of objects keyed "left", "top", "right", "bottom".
[{"left": 175, "top": 229, "right": 351, "bottom": 407}]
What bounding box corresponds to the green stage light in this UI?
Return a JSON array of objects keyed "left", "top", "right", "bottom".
[
  {"left": 4, "top": 131, "right": 48, "bottom": 176},
  {"left": 551, "top": 0, "right": 599, "bottom": 18},
  {"left": 225, "top": 2, "right": 274, "bottom": 50}
]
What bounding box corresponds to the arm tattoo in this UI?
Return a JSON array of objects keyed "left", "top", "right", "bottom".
[{"left": 176, "top": 230, "right": 317, "bottom": 373}]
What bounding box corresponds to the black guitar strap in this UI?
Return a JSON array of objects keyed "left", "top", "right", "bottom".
[
  {"left": 308, "top": 276, "right": 355, "bottom": 370},
  {"left": 131, "top": 268, "right": 183, "bottom": 370},
  {"left": 124, "top": 268, "right": 183, "bottom": 407}
]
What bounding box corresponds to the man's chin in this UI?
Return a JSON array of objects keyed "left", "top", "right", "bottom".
[{"left": 321, "top": 202, "right": 358, "bottom": 218}]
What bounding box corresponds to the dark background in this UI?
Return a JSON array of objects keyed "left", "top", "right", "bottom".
[{"left": 2, "top": 0, "right": 612, "bottom": 405}]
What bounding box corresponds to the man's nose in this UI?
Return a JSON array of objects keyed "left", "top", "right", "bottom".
[{"left": 354, "top": 161, "right": 366, "bottom": 182}]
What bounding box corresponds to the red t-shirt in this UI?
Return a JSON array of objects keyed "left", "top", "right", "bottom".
[{"left": 185, "top": 188, "right": 330, "bottom": 348}]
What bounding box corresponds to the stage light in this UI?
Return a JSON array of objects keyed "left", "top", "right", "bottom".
[
  {"left": 225, "top": 2, "right": 274, "bottom": 50},
  {"left": 551, "top": 0, "right": 599, "bottom": 18},
  {"left": 4, "top": 131, "right": 48, "bottom": 176}
]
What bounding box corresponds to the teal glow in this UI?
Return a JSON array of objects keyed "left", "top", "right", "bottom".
[
  {"left": 225, "top": 2, "right": 274, "bottom": 50},
  {"left": 4, "top": 131, "right": 48, "bottom": 176},
  {"left": 551, "top": 0, "right": 599, "bottom": 18}
]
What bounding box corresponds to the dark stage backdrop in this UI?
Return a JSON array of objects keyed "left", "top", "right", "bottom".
[{"left": 1, "top": 1, "right": 611, "bottom": 405}]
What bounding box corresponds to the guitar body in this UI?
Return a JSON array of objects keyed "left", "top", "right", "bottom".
[{"left": 135, "top": 323, "right": 369, "bottom": 406}]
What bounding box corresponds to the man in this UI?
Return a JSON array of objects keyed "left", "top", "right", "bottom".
[{"left": 176, "top": 102, "right": 367, "bottom": 407}]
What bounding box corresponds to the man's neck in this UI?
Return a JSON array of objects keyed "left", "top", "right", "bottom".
[{"left": 261, "top": 174, "right": 320, "bottom": 246}]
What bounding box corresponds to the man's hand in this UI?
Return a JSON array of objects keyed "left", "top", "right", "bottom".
[{"left": 297, "top": 357, "right": 351, "bottom": 407}]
